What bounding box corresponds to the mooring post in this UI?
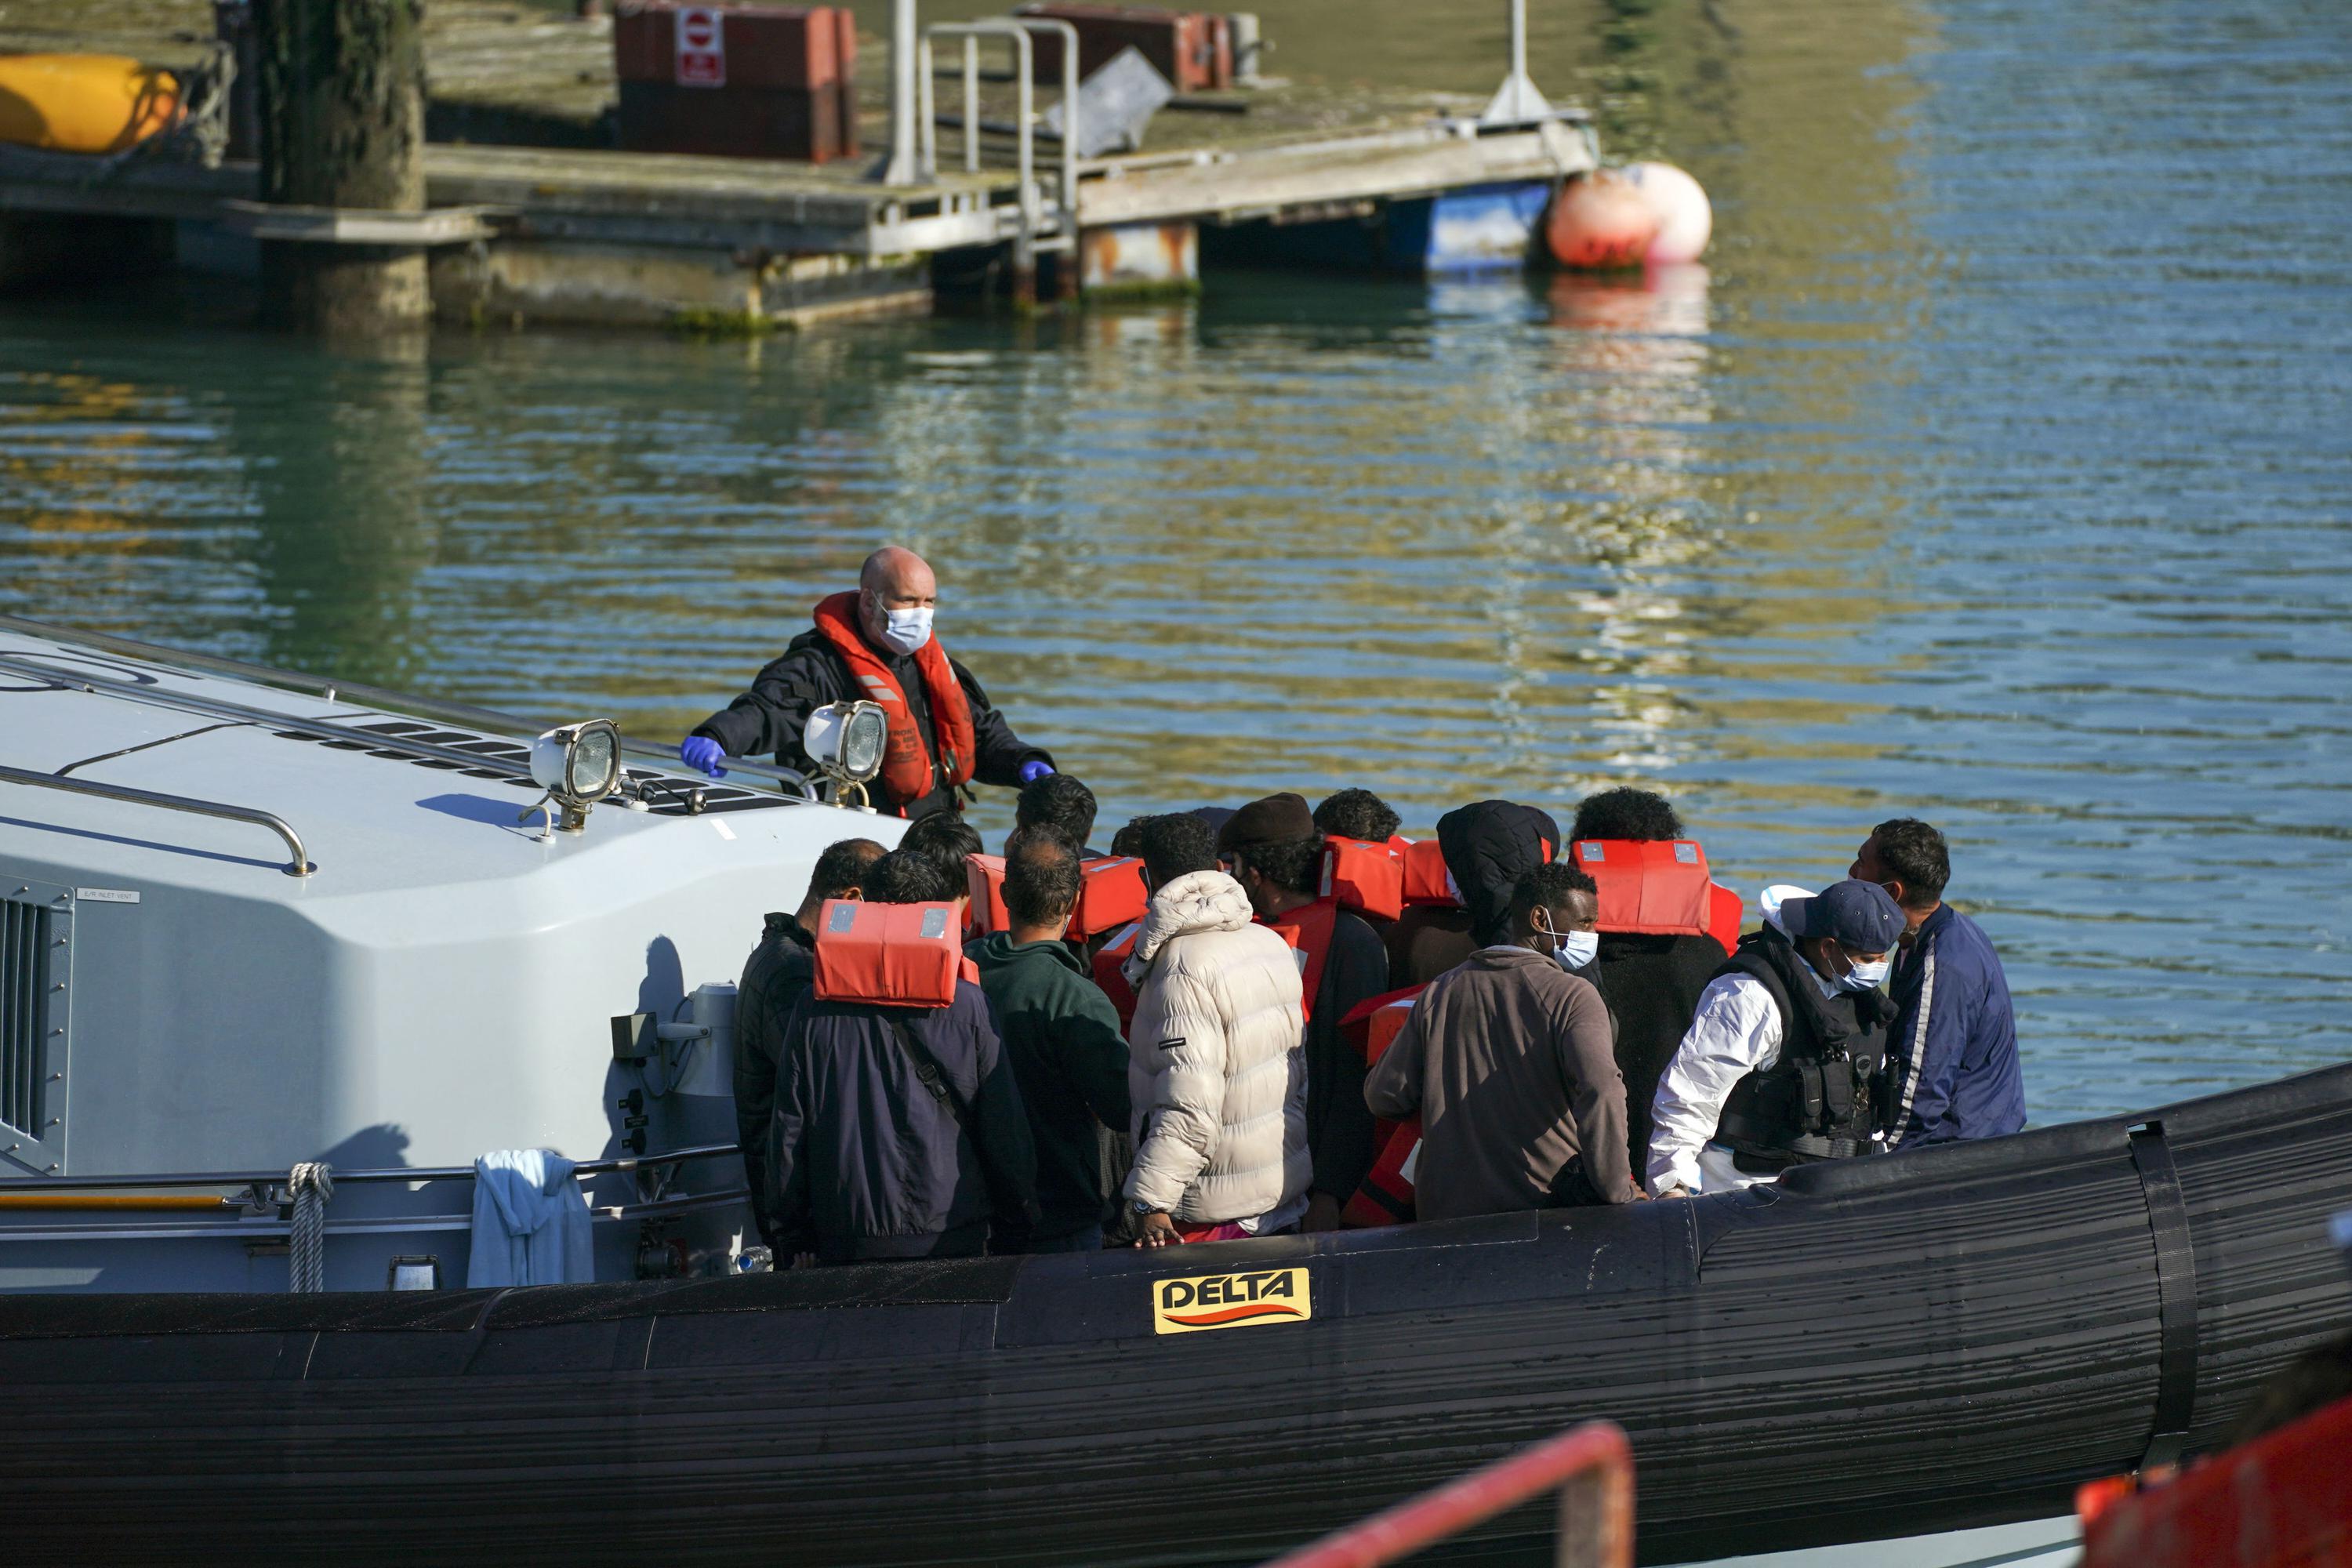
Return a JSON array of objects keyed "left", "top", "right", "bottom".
[{"left": 252, "top": 0, "right": 429, "bottom": 333}]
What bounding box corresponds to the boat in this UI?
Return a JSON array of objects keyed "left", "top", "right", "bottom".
[{"left": 1, "top": 614, "right": 2347, "bottom": 1566}]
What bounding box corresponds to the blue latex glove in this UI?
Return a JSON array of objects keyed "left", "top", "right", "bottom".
[
  {"left": 680, "top": 736, "right": 728, "bottom": 778},
  {"left": 1018, "top": 760, "right": 1054, "bottom": 786}
]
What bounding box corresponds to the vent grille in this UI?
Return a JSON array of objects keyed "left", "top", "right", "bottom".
[
  {"left": 2, "top": 896, "right": 50, "bottom": 1141},
  {"left": 272, "top": 720, "right": 793, "bottom": 816}
]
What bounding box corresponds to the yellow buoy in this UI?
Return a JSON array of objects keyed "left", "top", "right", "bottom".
[{"left": 0, "top": 53, "right": 183, "bottom": 155}]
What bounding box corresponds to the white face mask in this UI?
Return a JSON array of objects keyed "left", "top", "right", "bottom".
[
  {"left": 1536, "top": 913, "right": 1599, "bottom": 971},
  {"left": 876, "top": 603, "right": 933, "bottom": 655},
  {"left": 1838, "top": 955, "right": 1891, "bottom": 993}
]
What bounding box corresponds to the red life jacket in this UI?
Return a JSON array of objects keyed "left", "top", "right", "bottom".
[
  {"left": 1399, "top": 839, "right": 1457, "bottom": 906},
  {"left": 811, "top": 898, "right": 970, "bottom": 1007},
  {"left": 1706, "top": 882, "right": 1742, "bottom": 956},
  {"left": 967, "top": 854, "right": 1149, "bottom": 941},
  {"left": 1262, "top": 898, "right": 1340, "bottom": 1022},
  {"left": 1336, "top": 984, "right": 1428, "bottom": 1228},
  {"left": 1398, "top": 834, "right": 1554, "bottom": 909},
  {"left": 810, "top": 591, "right": 975, "bottom": 810},
  {"left": 1091, "top": 919, "right": 1144, "bottom": 1033},
  {"left": 1568, "top": 837, "right": 1743, "bottom": 956},
  {"left": 1320, "top": 836, "right": 1404, "bottom": 922}
]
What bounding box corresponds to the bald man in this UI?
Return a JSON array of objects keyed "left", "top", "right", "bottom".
[{"left": 681, "top": 547, "right": 1054, "bottom": 820}]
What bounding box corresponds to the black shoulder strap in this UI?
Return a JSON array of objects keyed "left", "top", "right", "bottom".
[{"left": 886, "top": 1013, "right": 975, "bottom": 1131}]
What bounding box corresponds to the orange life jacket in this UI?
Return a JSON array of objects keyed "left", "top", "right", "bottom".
[
  {"left": 967, "top": 854, "right": 1149, "bottom": 941},
  {"left": 1335, "top": 984, "right": 1427, "bottom": 1228},
  {"left": 1320, "top": 836, "right": 1405, "bottom": 922},
  {"left": 1568, "top": 837, "right": 1743, "bottom": 956},
  {"left": 1091, "top": 919, "right": 1143, "bottom": 1033},
  {"left": 810, "top": 898, "right": 971, "bottom": 1007},
  {"left": 1399, "top": 839, "right": 1457, "bottom": 906},
  {"left": 1262, "top": 898, "right": 1340, "bottom": 1022},
  {"left": 810, "top": 591, "right": 975, "bottom": 809},
  {"left": 1706, "top": 882, "right": 1742, "bottom": 956}
]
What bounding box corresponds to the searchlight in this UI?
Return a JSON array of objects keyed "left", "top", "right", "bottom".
[
  {"left": 521, "top": 718, "right": 624, "bottom": 833},
  {"left": 803, "top": 700, "right": 888, "bottom": 811}
]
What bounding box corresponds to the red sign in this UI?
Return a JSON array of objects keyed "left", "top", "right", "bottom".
[{"left": 675, "top": 5, "right": 726, "bottom": 86}]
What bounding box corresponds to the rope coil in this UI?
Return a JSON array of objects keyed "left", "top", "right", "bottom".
[{"left": 286, "top": 1161, "right": 333, "bottom": 1294}]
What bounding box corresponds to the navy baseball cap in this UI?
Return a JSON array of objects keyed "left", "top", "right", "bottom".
[{"left": 1778, "top": 879, "right": 1905, "bottom": 953}]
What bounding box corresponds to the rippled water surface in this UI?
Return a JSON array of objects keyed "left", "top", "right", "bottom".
[{"left": 3, "top": 0, "right": 2348, "bottom": 1123}]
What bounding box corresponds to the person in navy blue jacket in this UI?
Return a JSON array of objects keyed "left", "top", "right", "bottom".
[
  {"left": 768, "top": 849, "right": 1039, "bottom": 1265},
  {"left": 1849, "top": 819, "right": 2024, "bottom": 1148}
]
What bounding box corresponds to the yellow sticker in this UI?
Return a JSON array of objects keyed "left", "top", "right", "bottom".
[{"left": 1150, "top": 1265, "right": 1312, "bottom": 1335}]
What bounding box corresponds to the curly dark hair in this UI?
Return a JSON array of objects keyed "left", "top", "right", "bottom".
[
  {"left": 1313, "top": 788, "right": 1402, "bottom": 844},
  {"left": 1570, "top": 786, "right": 1684, "bottom": 844},
  {"left": 1232, "top": 835, "right": 1326, "bottom": 898},
  {"left": 1871, "top": 818, "right": 1950, "bottom": 908},
  {"left": 1003, "top": 823, "right": 1083, "bottom": 927},
  {"left": 1134, "top": 812, "right": 1218, "bottom": 888},
  {"left": 862, "top": 848, "right": 960, "bottom": 906},
  {"left": 1015, "top": 772, "right": 1098, "bottom": 850}
]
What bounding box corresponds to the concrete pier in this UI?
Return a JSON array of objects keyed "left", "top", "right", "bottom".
[{"left": 0, "top": 1, "right": 1595, "bottom": 330}]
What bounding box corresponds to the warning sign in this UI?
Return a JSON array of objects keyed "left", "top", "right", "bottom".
[{"left": 675, "top": 6, "right": 726, "bottom": 87}]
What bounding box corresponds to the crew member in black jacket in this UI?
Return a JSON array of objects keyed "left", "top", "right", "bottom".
[{"left": 680, "top": 546, "right": 1054, "bottom": 820}]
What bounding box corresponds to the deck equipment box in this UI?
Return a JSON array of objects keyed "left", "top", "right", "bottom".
[
  {"left": 615, "top": 3, "right": 859, "bottom": 162},
  {"left": 1014, "top": 3, "right": 1233, "bottom": 93}
]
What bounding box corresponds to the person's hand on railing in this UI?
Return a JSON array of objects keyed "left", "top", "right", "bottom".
[
  {"left": 680, "top": 736, "right": 728, "bottom": 778},
  {"left": 1019, "top": 759, "right": 1054, "bottom": 786}
]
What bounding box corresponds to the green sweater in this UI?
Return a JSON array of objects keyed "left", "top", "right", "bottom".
[{"left": 966, "top": 933, "right": 1134, "bottom": 1242}]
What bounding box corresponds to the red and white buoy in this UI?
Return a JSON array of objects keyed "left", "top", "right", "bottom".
[
  {"left": 1544, "top": 162, "right": 1714, "bottom": 271},
  {"left": 1621, "top": 161, "right": 1713, "bottom": 265},
  {"left": 1543, "top": 170, "right": 1661, "bottom": 272}
]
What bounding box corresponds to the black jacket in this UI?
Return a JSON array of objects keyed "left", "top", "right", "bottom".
[
  {"left": 965, "top": 933, "right": 1131, "bottom": 1243},
  {"left": 734, "top": 911, "right": 815, "bottom": 1250},
  {"left": 1306, "top": 909, "right": 1391, "bottom": 1205},
  {"left": 1585, "top": 931, "right": 1724, "bottom": 1167},
  {"left": 691, "top": 626, "right": 1051, "bottom": 819},
  {"left": 768, "top": 980, "right": 1040, "bottom": 1261}
]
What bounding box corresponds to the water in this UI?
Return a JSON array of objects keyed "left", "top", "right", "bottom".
[{"left": 3, "top": 0, "right": 2349, "bottom": 1124}]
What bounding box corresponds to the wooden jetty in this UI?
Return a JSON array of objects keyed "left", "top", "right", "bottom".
[{"left": 0, "top": 1, "right": 1598, "bottom": 330}]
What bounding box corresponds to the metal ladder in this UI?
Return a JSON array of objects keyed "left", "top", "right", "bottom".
[{"left": 914, "top": 16, "right": 1080, "bottom": 296}]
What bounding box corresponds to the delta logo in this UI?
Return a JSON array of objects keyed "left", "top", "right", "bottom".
[{"left": 1149, "top": 1266, "right": 1312, "bottom": 1336}]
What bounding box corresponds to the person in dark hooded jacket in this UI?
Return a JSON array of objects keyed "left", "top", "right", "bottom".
[
  {"left": 1385, "top": 800, "right": 1563, "bottom": 986},
  {"left": 768, "top": 849, "right": 1039, "bottom": 1263},
  {"left": 735, "top": 836, "right": 886, "bottom": 1250}
]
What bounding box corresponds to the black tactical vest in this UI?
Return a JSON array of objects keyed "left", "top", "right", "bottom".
[{"left": 1713, "top": 927, "right": 1892, "bottom": 1166}]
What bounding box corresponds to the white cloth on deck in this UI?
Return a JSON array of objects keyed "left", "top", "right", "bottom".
[{"left": 467, "top": 1149, "right": 595, "bottom": 1287}]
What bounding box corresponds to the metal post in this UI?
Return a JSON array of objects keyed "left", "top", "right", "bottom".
[
  {"left": 883, "top": 0, "right": 919, "bottom": 184},
  {"left": 962, "top": 36, "right": 979, "bottom": 172},
  {"left": 916, "top": 33, "right": 937, "bottom": 180},
  {"left": 1480, "top": 0, "right": 1554, "bottom": 126}
]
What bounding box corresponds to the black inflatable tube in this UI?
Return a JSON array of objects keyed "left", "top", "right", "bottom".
[{"left": 4, "top": 1061, "right": 2350, "bottom": 1566}]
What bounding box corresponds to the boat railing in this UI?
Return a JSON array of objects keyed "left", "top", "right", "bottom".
[
  {"left": 0, "top": 1142, "right": 746, "bottom": 1241},
  {"left": 0, "top": 761, "right": 314, "bottom": 876},
  {"left": 1258, "top": 1421, "right": 1634, "bottom": 1568},
  {"left": 0, "top": 612, "right": 817, "bottom": 800}
]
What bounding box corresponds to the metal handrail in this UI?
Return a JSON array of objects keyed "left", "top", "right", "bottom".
[
  {"left": 0, "top": 1141, "right": 742, "bottom": 1194},
  {"left": 0, "top": 613, "right": 815, "bottom": 797},
  {"left": 918, "top": 18, "right": 1079, "bottom": 279},
  {"left": 0, "top": 760, "right": 314, "bottom": 876},
  {"left": 1258, "top": 1422, "right": 1634, "bottom": 1568}
]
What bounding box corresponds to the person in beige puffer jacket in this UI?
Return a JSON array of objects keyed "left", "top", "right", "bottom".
[{"left": 1120, "top": 814, "right": 1309, "bottom": 1246}]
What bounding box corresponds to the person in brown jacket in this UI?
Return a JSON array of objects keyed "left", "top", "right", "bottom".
[{"left": 1363, "top": 862, "right": 1637, "bottom": 1221}]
